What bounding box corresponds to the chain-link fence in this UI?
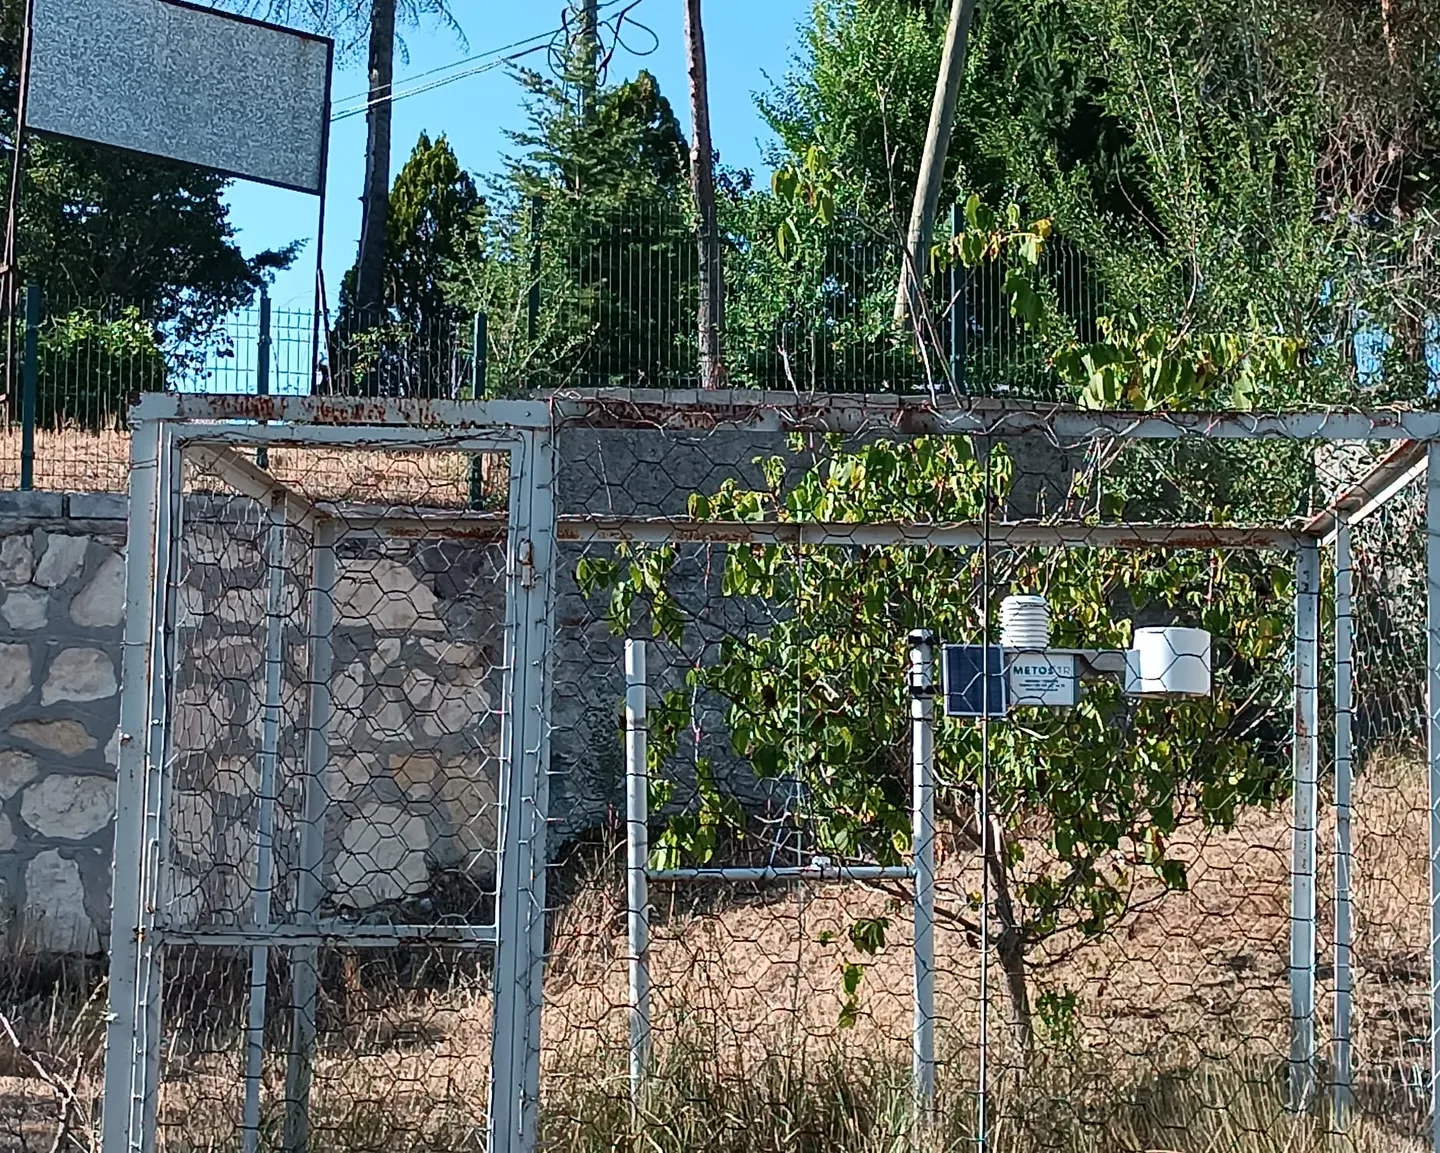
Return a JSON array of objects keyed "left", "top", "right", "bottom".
[
  {"left": 1340, "top": 458, "right": 1431, "bottom": 1133},
  {"left": 0, "top": 202, "right": 1097, "bottom": 494},
  {"left": 10, "top": 393, "right": 1439, "bottom": 1153}
]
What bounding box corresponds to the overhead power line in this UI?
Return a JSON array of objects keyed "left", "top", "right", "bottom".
[{"left": 329, "top": 0, "right": 649, "bottom": 122}]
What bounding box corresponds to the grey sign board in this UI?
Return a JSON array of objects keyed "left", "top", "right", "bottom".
[{"left": 27, "top": 0, "right": 332, "bottom": 194}]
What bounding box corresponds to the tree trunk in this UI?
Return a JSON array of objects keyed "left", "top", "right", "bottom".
[
  {"left": 894, "top": 0, "right": 977, "bottom": 329},
  {"left": 983, "top": 815, "right": 1034, "bottom": 1055},
  {"left": 354, "top": 0, "right": 397, "bottom": 319},
  {"left": 683, "top": 0, "right": 724, "bottom": 389}
]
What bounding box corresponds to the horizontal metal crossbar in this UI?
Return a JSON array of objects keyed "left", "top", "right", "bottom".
[
  {"left": 551, "top": 390, "right": 1440, "bottom": 441},
  {"left": 135, "top": 393, "right": 554, "bottom": 431},
  {"left": 1304, "top": 438, "right": 1428, "bottom": 544},
  {"left": 558, "top": 516, "right": 1305, "bottom": 551},
  {"left": 648, "top": 865, "right": 916, "bottom": 883},
  {"left": 153, "top": 923, "right": 498, "bottom": 948},
  {"left": 134, "top": 391, "right": 1440, "bottom": 442}
]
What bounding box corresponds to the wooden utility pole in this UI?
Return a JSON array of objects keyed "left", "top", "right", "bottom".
[
  {"left": 354, "top": 0, "right": 397, "bottom": 318},
  {"left": 578, "top": 0, "right": 599, "bottom": 115},
  {"left": 684, "top": 0, "right": 724, "bottom": 388},
  {"left": 894, "top": 0, "right": 977, "bottom": 328}
]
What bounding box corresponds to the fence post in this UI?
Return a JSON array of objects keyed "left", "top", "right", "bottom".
[
  {"left": 468, "top": 311, "right": 489, "bottom": 508},
  {"left": 908, "top": 629, "right": 937, "bottom": 1123},
  {"left": 949, "top": 206, "right": 965, "bottom": 394},
  {"left": 283, "top": 516, "right": 336, "bottom": 1153},
  {"left": 99, "top": 419, "right": 170, "bottom": 1153},
  {"left": 1333, "top": 517, "right": 1354, "bottom": 1125},
  {"left": 19, "top": 282, "right": 38, "bottom": 491},
  {"left": 625, "top": 639, "right": 651, "bottom": 1111},
  {"left": 1427, "top": 442, "right": 1440, "bottom": 1153},
  {"left": 528, "top": 197, "right": 542, "bottom": 343},
  {"left": 472, "top": 310, "right": 488, "bottom": 398},
  {"left": 240, "top": 494, "right": 287, "bottom": 1153},
  {"left": 1289, "top": 538, "right": 1320, "bottom": 1111},
  {"left": 256, "top": 285, "right": 271, "bottom": 470}
]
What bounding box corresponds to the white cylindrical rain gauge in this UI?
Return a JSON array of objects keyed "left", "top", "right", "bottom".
[
  {"left": 1000, "top": 595, "right": 1051, "bottom": 651},
  {"left": 1124, "top": 627, "right": 1212, "bottom": 697}
]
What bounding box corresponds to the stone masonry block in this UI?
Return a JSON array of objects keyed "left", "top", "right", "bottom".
[
  {"left": 21, "top": 774, "right": 114, "bottom": 840},
  {"left": 70, "top": 549, "right": 125, "bottom": 627},
  {"left": 33, "top": 534, "right": 89, "bottom": 588},
  {"left": 41, "top": 648, "right": 117, "bottom": 705}
]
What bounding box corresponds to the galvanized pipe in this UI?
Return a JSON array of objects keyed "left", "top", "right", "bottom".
[
  {"left": 625, "top": 640, "right": 651, "bottom": 1108},
  {"left": 241, "top": 497, "right": 288, "bottom": 1153},
  {"left": 1290, "top": 539, "right": 1320, "bottom": 1111},
  {"left": 283, "top": 517, "right": 336, "bottom": 1153},
  {"left": 1334, "top": 517, "right": 1355, "bottom": 1123},
  {"left": 909, "top": 630, "right": 937, "bottom": 1120}
]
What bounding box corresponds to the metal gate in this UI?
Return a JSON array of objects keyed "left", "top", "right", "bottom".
[{"left": 98, "top": 395, "right": 556, "bottom": 1153}]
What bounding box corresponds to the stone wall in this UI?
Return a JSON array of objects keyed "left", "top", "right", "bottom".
[
  {"left": 0, "top": 490, "right": 511, "bottom": 954},
  {"left": 0, "top": 492, "right": 127, "bottom": 954}
]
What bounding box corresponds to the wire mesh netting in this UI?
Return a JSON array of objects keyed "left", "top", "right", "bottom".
[
  {"left": 0, "top": 204, "right": 1096, "bottom": 493},
  {"left": 527, "top": 417, "right": 1440, "bottom": 1151},
  {"left": 7, "top": 398, "right": 1440, "bottom": 1153},
  {"left": 87, "top": 432, "right": 533, "bottom": 1153},
  {"left": 1346, "top": 471, "right": 1431, "bottom": 1130},
  {"left": 538, "top": 422, "right": 1331, "bottom": 1152}
]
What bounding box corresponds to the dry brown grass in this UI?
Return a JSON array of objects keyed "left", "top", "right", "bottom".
[
  {"left": 0, "top": 427, "right": 507, "bottom": 509},
  {"left": 1, "top": 755, "right": 1433, "bottom": 1152},
  {"left": 0, "top": 427, "right": 132, "bottom": 493}
]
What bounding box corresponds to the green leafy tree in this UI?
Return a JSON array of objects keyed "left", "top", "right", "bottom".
[
  {"left": 34, "top": 307, "right": 167, "bottom": 431},
  {"left": 331, "top": 133, "right": 481, "bottom": 397},
  {"left": 578, "top": 208, "right": 1313, "bottom": 1053},
  {"left": 449, "top": 70, "right": 696, "bottom": 391},
  {"left": 582, "top": 433, "right": 1293, "bottom": 1052},
  {"left": 383, "top": 133, "right": 481, "bottom": 330},
  {"left": 758, "top": 0, "right": 1440, "bottom": 401}
]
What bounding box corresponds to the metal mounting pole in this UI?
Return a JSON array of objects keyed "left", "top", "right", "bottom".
[
  {"left": 100, "top": 418, "right": 170, "bottom": 1153},
  {"left": 1290, "top": 538, "right": 1320, "bottom": 1111},
  {"left": 1427, "top": 443, "right": 1440, "bottom": 1153},
  {"left": 527, "top": 198, "right": 542, "bottom": 344},
  {"left": 1334, "top": 517, "right": 1355, "bottom": 1124},
  {"left": 19, "top": 283, "right": 37, "bottom": 490},
  {"left": 242, "top": 495, "right": 289, "bottom": 1152},
  {"left": 949, "top": 205, "right": 965, "bottom": 393},
  {"left": 625, "top": 639, "right": 651, "bottom": 1109},
  {"left": 909, "top": 629, "right": 937, "bottom": 1122},
  {"left": 255, "top": 285, "right": 271, "bottom": 470},
  {"left": 283, "top": 516, "right": 336, "bottom": 1153}
]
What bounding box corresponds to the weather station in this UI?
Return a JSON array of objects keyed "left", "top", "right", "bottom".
[{"left": 940, "top": 594, "right": 1214, "bottom": 718}]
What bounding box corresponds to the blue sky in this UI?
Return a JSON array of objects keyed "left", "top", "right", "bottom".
[{"left": 225, "top": 0, "right": 813, "bottom": 308}]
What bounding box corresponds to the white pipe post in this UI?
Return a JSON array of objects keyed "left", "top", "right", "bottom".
[
  {"left": 516, "top": 428, "right": 557, "bottom": 1152},
  {"left": 1334, "top": 518, "right": 1354, "bottom": 1124},
  {"left": 909, "top": 629, "right": 937, "bottom": 1122},
  {"left": 284, "top": 517, "right": 336, "bottom": 1153},
  {"left": 1427, "top": 442, "right": 1440, "bottom": 1153},
  {"left": 1290, "top": 539, "right": 1320, "bottom": 1112},
  {"left": 243, "top": 496, "right": 288, "bottom": 1153},
  {"left": 138, "top": 430, "right": 183, "bottom": 1149},
  {"left": 625, "top": 639, "right": 651, "bottom": 1109},
  {"left": 100, "top": 418, "right": 168, "bottom": 1153},
  {"left": 489, "top": 429, "right": 555, "bottom": 1153}
]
